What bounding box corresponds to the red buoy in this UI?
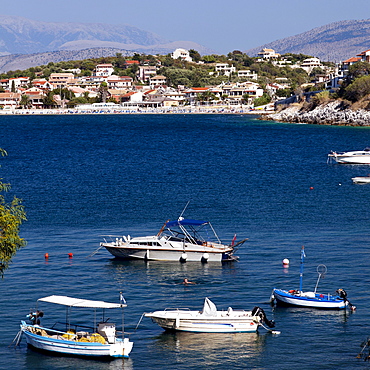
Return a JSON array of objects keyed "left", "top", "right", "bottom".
[
  {"left": 44, "top": 253, "right": 49, "bottom": 259},
  {"left": 68, "top": 253, "right": 73, "bottom": 258},
  {"left": 309, "top": 187, "right": 314, "bottom": 190}
]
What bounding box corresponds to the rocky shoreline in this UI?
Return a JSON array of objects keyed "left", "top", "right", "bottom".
[{"left": 262, "top": 101, "right": 370, "bottom": 126}]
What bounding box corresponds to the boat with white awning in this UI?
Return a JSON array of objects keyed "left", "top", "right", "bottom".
[{"left": 15, "top": 295, "right": 133, "bottom": 359}]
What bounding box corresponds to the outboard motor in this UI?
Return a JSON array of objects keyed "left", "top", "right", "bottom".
[
  {"left": 252, "top": 306, "right": 275, "bottom": 328},
  {"left": 26, "top": 310, "right": 44, "bottom": 325},
  {"left": 336, "top": 288, "right": 356, "bottom": 311}
]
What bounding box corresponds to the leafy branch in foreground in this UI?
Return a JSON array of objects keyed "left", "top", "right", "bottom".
[{"left": 0, "top": 149, "right": 27, "bottom": 277}]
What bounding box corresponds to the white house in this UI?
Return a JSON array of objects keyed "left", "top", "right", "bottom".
[
  {"left": 106, "top": 75, "right": 133, "bottom": 89},
  {"left": 49, "top": 73, "right": 75, "bottom": 88},
  {"left": 257, "top": 48, "right": 280, "bottom": 60},
  {"left": 215, "top": 63, "right": 236, "bottom": 77},
  {"left": 138, "top": 66, "right": 157, "bottom": 83},
  {"left": 357, "top": 49, "right": 370, "bottom": 62},
  {"left": 171, "top": 48, "right": 193, "bottom": 62},
  {"left": 8, "top": 77, "right": 30, "bottom": 91},
  {"left": 149, "top": 75, "right": 167, "bottom": 87},
  {"left": 94, "top": 64, "right": 115, "bottom": 77},
  {"left": 238, "top": 70, "right": 258, "bottom": 80},
  {"left": 299, "top": 58, "right": 323, "bottom": 73}
]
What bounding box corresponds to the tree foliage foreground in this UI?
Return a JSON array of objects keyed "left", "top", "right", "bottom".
[{"left": 0, "top": 149, "right": 27, "bottom": 277}]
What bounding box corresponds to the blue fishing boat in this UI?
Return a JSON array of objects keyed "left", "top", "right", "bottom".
[{"left": 271, "top": 247, "right": 355, "bottom": 310}]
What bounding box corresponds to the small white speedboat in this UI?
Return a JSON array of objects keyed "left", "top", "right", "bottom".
[
  {"left": 144, "top": 297, "right": 275, "bottom": 333},
  {"left": 328, "top": 148, "right": 370, "bottom": 164},
  {"left": 15, "top": 295, "right": 133, "bottom": 359},
  {"left": 352, "top": 176, "right": 370, "bottom": 184}
]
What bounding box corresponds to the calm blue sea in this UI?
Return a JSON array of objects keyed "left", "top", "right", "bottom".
[{"left": 1, "top": 113, "right": 370, "bottom": 369}]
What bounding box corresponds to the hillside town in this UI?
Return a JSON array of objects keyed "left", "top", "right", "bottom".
[{"left": 0, "top": 47, "right": 369, "bottom": 113}]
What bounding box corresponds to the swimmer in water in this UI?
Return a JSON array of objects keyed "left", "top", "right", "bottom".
[{"left": 182, "top": 278, "right": 196, "bottom": 285}]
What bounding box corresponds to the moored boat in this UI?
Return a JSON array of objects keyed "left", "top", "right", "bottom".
[
  {"left": 15, "top": 295, "right": 133, "bottom": 359},
  {"left": 328, "top": 148, "right": 370, "bottom": 164},
  {"left": 144, "top": 297, "right": 276, "bottom": 333},
  {"left": 99, "top": 215, "right": 247, "bottom": 262},
  {"left": 352, "top": 175, "right": 370, "bottom": 184},
  {"left": 271, "top": 247, "right": 355, "bottom": 310}
]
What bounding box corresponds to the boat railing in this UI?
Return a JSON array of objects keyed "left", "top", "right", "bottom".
[
  {"left": 50, "top": 321, "right": 95, "bottom": 333},
  {"left": 164, "top": 308, "right": 191, "bottom": 312}
]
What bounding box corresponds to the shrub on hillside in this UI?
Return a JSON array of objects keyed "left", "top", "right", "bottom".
[{"left": 344, "top": 75, "right": 370, "bottom": 102}]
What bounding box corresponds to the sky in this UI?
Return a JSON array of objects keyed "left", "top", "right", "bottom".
[{"left": 2, "top": 0, "right": 370, "bottom": 54}]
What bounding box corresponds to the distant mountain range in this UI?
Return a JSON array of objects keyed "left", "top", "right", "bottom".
[
  {"left": 245, "top": 19, "right": 370, "bottom": 62},
  {"left": 0, "top": 15, "right": 213, "bottom": 72},
  {"left": 0, "top": 16, "right": 370, "bottom": 72}
]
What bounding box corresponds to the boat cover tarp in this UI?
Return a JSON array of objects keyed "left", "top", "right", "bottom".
[
  {"left": 202, "top": 297, "right": 217, "bottom": 316},
  {"left": 166, "top": 219, "right": 208, "bottom": 228},
  {"left": 38, "top": 295, "right": 125, "bottom": 308}
]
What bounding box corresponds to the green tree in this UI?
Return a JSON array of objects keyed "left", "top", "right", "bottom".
[
  {"left": 0, "top": 149, "right": 27, "bottom": 277},
  {"left": 348, "top": 61, "right": 370, "bottom": 79},
  {"left": 253, "top": 93, "right": 271, "bottom": 107},
  {"left": 98, "top": 82, "right": 109, "bottom": 103},
  {"left": 19, "top": 94, "right": 32, "bottom": 109},
  {"left": 189, "top": 49, "right": 201, "bottom": 63},
  {"left": 344, "top": 75, "right": 370, "bottom": 102},
  {"left": 42, "top": 91, "right": 56, "bottom": 108}
]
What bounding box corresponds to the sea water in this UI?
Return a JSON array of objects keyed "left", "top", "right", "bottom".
[{"left": 1, "top": 113, "right": 370, "bottom": 369}]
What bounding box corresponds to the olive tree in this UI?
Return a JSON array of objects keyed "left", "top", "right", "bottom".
[{"left": 0, "top": 149, "right": 27, "bottom": 277}]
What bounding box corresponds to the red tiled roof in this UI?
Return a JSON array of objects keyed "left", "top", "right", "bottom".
[
  {"left": 123, "top": 92, "right": 136, "bottom": 97},
  {"left": 343, "top": 57, "right": 361, "bottom": 63},
  {"left": 357, "top": 49, "right": 370, "bottom": 56}
]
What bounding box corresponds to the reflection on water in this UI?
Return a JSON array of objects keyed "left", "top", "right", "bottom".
[
  {"left": 150, "top": 331, "right": 267, "bottom": 367},
  {"left": 273, "top": 305, "right": 355, "bottom": 325},
  {"left": 24, "top": 348, "right": 134, "bottom": 370}
]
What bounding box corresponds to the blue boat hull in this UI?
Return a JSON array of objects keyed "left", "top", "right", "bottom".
[{"left": 272, "top": 289, "right": 347, "bottom": 309}]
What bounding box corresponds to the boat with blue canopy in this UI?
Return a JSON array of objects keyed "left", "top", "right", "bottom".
[
  {"left": 99, "top": 214, "right": 247, "bottom": 262},
  {"left": 271, "top": 246, "right": 355, "bottom": 310}
]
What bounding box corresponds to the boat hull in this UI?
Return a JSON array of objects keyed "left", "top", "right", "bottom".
[
  {"left": 102, "top": 243, "right": 230, "bottom": 262},
  {"left": 145, "top": 311, "right": 259, "bottom": 333},
  {"left": 272, "top": 289, "right": 347, "bottom": 309},
  {"left": 352, "top": 177, "right": 370, "bottom": 184},
  {"left": 329, "top": 151, "right": 370, "bottom": 164},
  {"left": 22, "top": 327, "right": 133, "bottom": 358}
]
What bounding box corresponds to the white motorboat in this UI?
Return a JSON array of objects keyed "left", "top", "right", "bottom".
[
  {"left": 99, "top": 217, "right": 246, "bottom": 262},
  {"left": 144, "top": 297, "right": 276, "bottom": 333},
  {"left": 271, "top": 247, "right": 355, "bottom": 310},
  {"left": 15, "top": 295, "right": 133, "bottom": 359},
  {"left": 328, "top": 148, "right": 370, "bottom": 164},
  {"left": 352, "top": 175, "right": 370, "bottom": 184}
]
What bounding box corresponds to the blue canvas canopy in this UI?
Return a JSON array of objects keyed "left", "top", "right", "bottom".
[{"left": 166, "top": 219, "right": 208, "bottom": 228}]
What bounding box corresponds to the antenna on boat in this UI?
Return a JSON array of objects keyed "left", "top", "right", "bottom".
[{"left": 179, "top": 201, "right": 190, "bottom": 219}]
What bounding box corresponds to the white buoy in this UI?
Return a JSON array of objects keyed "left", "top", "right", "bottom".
[
  {"left": 282, "top": 258, "right": 290, "bottom": 265},
  {"left": 180, "top": 253, "right": 187, "bottom": 262},
  {"left": 202, "top": 253, "right": 209, "bottom": 262}
]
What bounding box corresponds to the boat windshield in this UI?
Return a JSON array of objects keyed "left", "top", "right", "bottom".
[{"left": 164, "top": 219, "right": 221, "bottom": 244}]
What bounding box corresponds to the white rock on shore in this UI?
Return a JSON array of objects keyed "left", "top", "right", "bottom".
[{"left": 265, "top": 101, "right": 370, "bottom": 126}]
